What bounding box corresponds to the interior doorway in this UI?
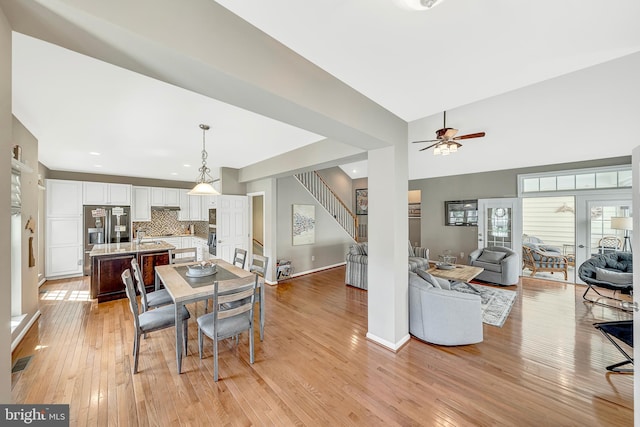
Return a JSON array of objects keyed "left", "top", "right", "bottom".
[
  {"left": 521, "top": 196, "right": 576, "bottom": 282},
  {"left": 251, "top": 194, "right": 265, "bottom": 257}
]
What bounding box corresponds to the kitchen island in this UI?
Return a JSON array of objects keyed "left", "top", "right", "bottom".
[{"left": 90, "top": 241, "right": 175, "bottom": 302}]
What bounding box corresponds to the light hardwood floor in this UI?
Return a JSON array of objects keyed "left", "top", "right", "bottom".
[{"left": 12, "top": 267, "right": 633, "bottom": 426}]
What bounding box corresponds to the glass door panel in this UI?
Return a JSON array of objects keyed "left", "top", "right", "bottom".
[{"left": 477, "top": 198, "right": 522, "bottom": 255}]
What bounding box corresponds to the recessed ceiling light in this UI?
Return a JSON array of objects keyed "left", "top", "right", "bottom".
[
  {"left": 170, "top": 172, "right": 178, "bottom": 176},
  {"left": 353, "top": 169, "right": 357, "bottom": 173},
  {"left": 94, "top": 164, "right": 102, "bottom": 168},
  {"left": 183, "top": 164, "right": 191, "bottom": 168},
  {"left": 90, "top": 152, "right": 101, "bottom": 156}
]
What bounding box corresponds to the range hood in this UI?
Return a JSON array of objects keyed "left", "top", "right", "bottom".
[{"left": 151, "top": 206, "right": 181, "bottom": 211}]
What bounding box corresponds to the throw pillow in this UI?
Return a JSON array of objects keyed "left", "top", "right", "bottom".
[
  {"left": 408, "top": 241, "right": 415, "bottom": 257},
  {"left": 350, "top": 243, "right": 367, "bottom": 256},
  {"left": 605, "top": 257, "right": 628, "bottom": 272},
  {"left": 416, "top": 269, "right": 442, "bottom": 289},
  {"left": 595, "top": 267, "right": 633, "bottom": 285},
  {"left": 477, "top": 250, "right": 507, "bottom": 264},
  {"left": 409, "top": 272, "right": 433, "bottom": 289}
]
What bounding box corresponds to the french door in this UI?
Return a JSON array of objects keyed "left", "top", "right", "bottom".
[
  {"left": 574, "top": 194, "right": 631, "bottom": 284},
  {"left": 477, "top": 198, "right": 522, "bottom": 258}
]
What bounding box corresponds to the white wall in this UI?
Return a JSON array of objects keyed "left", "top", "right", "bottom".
[
  {"left": 408, "top": 52, "right": 640, "bottom": 180},
  {"left": 0, "top": 4, "right": 12, "bottom": 403}
]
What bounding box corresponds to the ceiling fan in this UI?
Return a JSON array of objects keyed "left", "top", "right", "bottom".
[{"left": 412, "top": 111, "right": 486, "bottom": 155}]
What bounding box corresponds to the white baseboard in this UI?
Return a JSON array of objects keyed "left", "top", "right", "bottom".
[
  {"left": 38, "top": 277, "right": 47, "bottom": 287},
  {"left": 289, "top": 261, "right": 346, "bottom": 279},
  {"left": 365, "top": 332, "right": 411, "bottom": 353},
  {"left": 12, "top": 310, "right": 41, "bottom": 352}
]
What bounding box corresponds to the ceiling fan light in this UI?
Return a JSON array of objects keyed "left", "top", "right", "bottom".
[
  {"left": 449, "top": 143, "right": 458, "bottom": 152},
  {"left": 440, "top": 146, "right": 450, "bottom": 155},
  {"left": 398, "top": 0, "right": 444, "bottom": 10},
  {"left": 433, "top": 146, "right": 441, "bottom": 155}
]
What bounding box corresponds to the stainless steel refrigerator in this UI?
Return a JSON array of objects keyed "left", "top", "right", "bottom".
[{"left": 83, "top": 205, "right": 131, "bottom": 275}]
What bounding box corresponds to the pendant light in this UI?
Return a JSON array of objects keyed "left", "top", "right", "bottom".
[{"left": 188, "top": 124, "right": 221, "bottom": 196}]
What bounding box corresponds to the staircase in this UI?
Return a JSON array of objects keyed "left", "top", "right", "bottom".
[{"left": 294, "top": 171, "right": 360, "bottom": 242}]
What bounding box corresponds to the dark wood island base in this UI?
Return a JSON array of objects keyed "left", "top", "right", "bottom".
[{"left": 90, "top": 241, "right": 175, "bottom": 302}]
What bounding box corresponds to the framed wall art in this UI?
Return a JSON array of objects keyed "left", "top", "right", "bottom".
[
  {"left": 292, "top": 204, "right": 315, "bottom": 245},
  {"left": 355, "top": 188, "right": 368, "bottom": 215}
]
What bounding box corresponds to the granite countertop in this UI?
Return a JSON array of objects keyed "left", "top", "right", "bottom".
[
  {"left": 89, "top": 241, "right": 176, "bottom": 257},
  {"left": 142, "top": 233, "right": 208, "bottom": 240}
]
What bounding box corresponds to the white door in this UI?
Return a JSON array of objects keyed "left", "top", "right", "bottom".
[
  {"left": 216, "top": 195, "right": 249, "bottom": 263},
  {"left": 631, "top": 145, "right": 640, "bottom": 415},
  {"left": 477, "top": 198, "right": 522, "bottom": 257},
  {"left": 574, "top": 195, "right": 632, "bottom": 284}
]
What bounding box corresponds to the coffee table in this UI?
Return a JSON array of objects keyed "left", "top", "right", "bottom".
[{"left": 426, "top": 263, "right": 484, "bottom": 293}]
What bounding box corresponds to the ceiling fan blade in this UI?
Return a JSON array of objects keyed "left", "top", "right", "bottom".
[
  {"left": 453, "top": 132, "right": 486, "bottom": 140},
  {"left": 411, "top": 139, "right": 440, "bottom": 144},
  {"left": 419, "top": 141, "right": 441, "bottom": 151}
]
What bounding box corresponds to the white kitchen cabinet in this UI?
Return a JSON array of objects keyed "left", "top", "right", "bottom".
[
  {"left": 192, "top": 236, "right": 209, "bottom": 261},
  {"left": 46, "top": 179, "right": 84, "bottom": 278},
  {"left": 108, "top": 184, "right": 132, "bottom": 205},
  {"left": 82, "top": 182, "right": 131, "bottom": 205},
  {"left": 181, "top": 236, "right": 193, "bottom": 249},
  {"left": 47, "top": 179, "right": 83, "bottom": 217},
  {"left": 178, "top": 189, "right": 190, "bottom": 221},
  {"left": 162, "top": 237, "right": 182, "bottom": 249},
  {"left": 188, "top": 194, "right": 202, "bottom": 221},
  {"left": 132, "top": 186, "right": 151, "bottom": 221},
  {"left": 151, "top": 187, "right": 181, "bottom": 206}
]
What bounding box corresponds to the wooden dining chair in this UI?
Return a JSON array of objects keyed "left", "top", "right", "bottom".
[
  {"left": 130, "top": 258, "right": 172, "bottom": 313},
  {"left": 169, "top": 247, "right": 197, "bottom": 264},
  {"left": 233, "top": 248, "right": 247, "bottom": 269},
  {"left": 196, "top": 274, "right": 259, "bottom": 381},
  {"left": 121, "top": 269, "right": 190, "bottom": 374}
]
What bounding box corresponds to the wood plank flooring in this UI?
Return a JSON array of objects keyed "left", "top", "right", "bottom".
[{"left": 11, "top": 267, "right": 633, "bottom": 426}]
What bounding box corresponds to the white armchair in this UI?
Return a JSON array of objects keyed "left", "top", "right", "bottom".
[{"left": 408, "top": 272, "right": 483, "bottom": 346}]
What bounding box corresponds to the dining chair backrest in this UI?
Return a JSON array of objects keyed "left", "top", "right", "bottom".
[
  {"left": 169, "top": 247, "right": 198, "bottom": 264},
  {"left": 213, "top": 274, "right": 258, "bottom": 326},
  {"left": 249, "top": 254, "right": 269, "bottom": 279},
  {"left": 233, "top": 248, "right": 247, "bottom": 269},
  {"left": 122, "top": 269, "right": 141, "bottom": 331},
  {"left": 130, "top": 258, "right": 150, "bottom": 311}
]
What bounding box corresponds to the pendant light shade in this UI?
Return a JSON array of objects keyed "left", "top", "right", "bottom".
[{"left": 188, "top": 124, "right": 221, "bottom": 196}]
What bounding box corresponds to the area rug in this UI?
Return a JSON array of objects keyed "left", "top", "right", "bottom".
[{"left": 450, "top": 282, "right": 516, "bottom": 327}]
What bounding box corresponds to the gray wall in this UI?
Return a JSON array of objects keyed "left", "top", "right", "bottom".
[
  {"left": 47, "top": 169, "right": 193, "bottom": 189},
  {"left": 410, "top": 156, "right": 631, "bottom": 263},
  {"left": 277, "top": 174, "right": 353, "bottom": 275},
  {"left": 1, "top": 4, "right": 11, "bottom": 402}
]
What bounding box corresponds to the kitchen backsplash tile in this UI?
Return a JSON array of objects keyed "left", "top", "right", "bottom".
[{"left": 133, "top": 210, "right": 208, "bottom": 237}]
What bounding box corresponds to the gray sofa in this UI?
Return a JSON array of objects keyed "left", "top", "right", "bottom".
[
  {"left": 345, "top": 241, "right": 430, "bottom": 290},
  {"left": 468, "top": 246, "right": 519, "bottom": 286},
  {"left": 409, "top": 271, "right": 483, "bottom": 346}
]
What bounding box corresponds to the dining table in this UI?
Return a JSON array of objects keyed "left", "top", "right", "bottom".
[{"left": 154, "top": 259, "right": 265, "bottom": 374}]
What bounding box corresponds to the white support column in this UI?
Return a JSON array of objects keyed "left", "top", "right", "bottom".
[{"left": 366, "top": 140, "right": 409, "bottom": 351}]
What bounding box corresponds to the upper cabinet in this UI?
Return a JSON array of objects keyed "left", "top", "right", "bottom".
[
  {"left": 151, "top": 187, "right": 180, "bottom": 206},
  {"left": 83, "top": 182, "right": 131, "bottom": 206},
  {"left": 178, "top": 189, "right": 190, "bottom": 221},
  {"left": 132, "top": 186, "right": 152, "bottom": 221},
  {"left": 47, "top": 179, "right": 83, "bottom": 217}
]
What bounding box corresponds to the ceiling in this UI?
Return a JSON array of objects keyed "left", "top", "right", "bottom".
[{"left": 9, "top": 0, "right": 640, "bottom": 182}]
